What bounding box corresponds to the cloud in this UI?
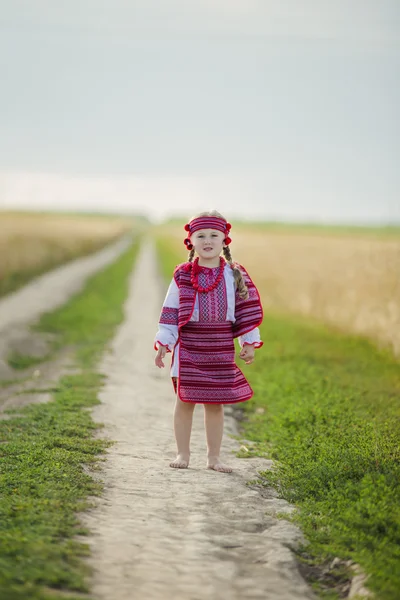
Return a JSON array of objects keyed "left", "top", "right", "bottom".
[{"left": 1, "top": 0, "right": 398, "bottom": 46}]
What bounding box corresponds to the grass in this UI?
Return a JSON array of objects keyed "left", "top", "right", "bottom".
[
  {"left": 160, "top": 217, "right": 400, "bottom": 239},
  {"left": 0, "top": 211, "right": 139, "bottom": 298},
  {"left": 0, "top": 238, "right": 140, "bottom": 600},
  {"left": 7, "top": 352, "right": 52, "bottom": 371},
  {"left": 154, "top": 234, "right": 400, "bottom": 600},
  {"left": 233, "top": 221, "right": 400, "bottom": 239},
  {"left": 242, "top": 315, "right": 400, "bottom": 599}
]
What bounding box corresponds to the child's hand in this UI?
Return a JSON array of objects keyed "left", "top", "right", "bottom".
[
  {"left": 239, "top": 345, "right": 255, "bottom": 365},
  {"left": 155, "top": 346, "right": 167, "bottom": 368}
]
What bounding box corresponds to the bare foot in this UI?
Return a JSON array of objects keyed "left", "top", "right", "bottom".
[
  {"left": 207, "top": 457, "right": 232, "bottom": 473},
  {"left": 170, "top": 454, "right": 190, "bottom": 469}
]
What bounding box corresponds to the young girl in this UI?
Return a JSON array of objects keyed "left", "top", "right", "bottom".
[{"left": 154, "top": 211, "right": 263, "bottom": 473}]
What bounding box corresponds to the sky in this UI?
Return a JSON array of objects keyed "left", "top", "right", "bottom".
[{"left": 0, "top": 1, "right": 399, "bottom": 223}]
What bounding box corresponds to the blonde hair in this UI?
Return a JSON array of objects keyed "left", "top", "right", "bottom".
[{"left": 187, "top": 210, "right": 249, "bottom": 300}]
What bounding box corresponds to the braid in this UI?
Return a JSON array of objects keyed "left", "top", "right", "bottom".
[
  {"left": 188, "top": 248, "right": 195, "bottom": 262},
  {"left": 222, "top": 246, "right": 249, "bottom": 300}
]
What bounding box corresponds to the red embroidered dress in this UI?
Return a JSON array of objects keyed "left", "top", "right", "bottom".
[{"left": 155, "top": 261, "right": 263, "bottom": 404}]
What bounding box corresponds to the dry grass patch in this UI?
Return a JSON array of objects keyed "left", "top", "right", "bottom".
[
  {"left": 154, "top": 224, "right": 400, "bottom": 356},
  {"left": 0, "top": 212, "right": 138, "bottom": 296}
]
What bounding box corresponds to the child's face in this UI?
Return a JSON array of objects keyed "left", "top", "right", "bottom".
[{"left": 191, "top": 228, "right": 225, "bottom": 261}]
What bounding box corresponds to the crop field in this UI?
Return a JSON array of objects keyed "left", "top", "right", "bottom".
[
  {"left": 0, "top": 212, "right": 138, "bottom": 297},
  {"left": 155, "top": 223, "right": 400, "bottom": 356}
]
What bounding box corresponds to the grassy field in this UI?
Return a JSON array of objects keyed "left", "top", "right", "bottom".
[
  {"left": 154, "top": 222, "right": 400, "bottom": 357},
  {"left": 164, "top": 217, "right": 400, "bottom": 239},
  {"left": 0, "top": 238, "right": 140, "bottom": 600},
  {"left": 0, "top": 211, "right": 140, "bottom": 297},
  {"left": 155, "top": 234, "right": 400, "bottom": 600}
]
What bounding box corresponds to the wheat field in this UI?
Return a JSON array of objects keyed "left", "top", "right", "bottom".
[
  {"left": 0, "top": 212, "right": 136, "bottom": 296},
  {"left": 156, "top": 224, "right": 400, "bottom": 357}
]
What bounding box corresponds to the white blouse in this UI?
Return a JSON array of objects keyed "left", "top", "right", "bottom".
[{"left": 155, "top": 265, "right": 262, "bottom": 377}]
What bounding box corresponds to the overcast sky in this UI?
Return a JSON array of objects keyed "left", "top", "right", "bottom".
[{"left": 0, "top": 1, "right": 399, "bottom": 223}]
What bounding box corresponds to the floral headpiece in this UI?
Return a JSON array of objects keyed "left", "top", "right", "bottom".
[{"left": 183, "top": 217, "right": 232, "bottom": 250}]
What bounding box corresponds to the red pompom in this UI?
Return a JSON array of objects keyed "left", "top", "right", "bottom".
[
  {"left": 226, "top": 222, "right": 232, "bottom": 231},
  {"left": 224, "top": 236, "right": 232, "bottom": 245},
  {"left": 184, "top": 223, "right": 190, "bottom": 231}
]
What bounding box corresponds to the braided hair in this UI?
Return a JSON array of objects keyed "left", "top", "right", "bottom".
[{"left": 222, "top": 245, "right": 249, "bottom": 300}]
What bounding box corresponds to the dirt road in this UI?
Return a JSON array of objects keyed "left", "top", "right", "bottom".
[
  {"left": 0, "top": 235, "right": 132, "bottom": 380},
  {"left": 84, "top": 241, "right": 316, "bottom": 600}
]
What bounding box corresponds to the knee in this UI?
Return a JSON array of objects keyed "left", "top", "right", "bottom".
[{"left": 204, "top": 403, "right": 223, "bottom": 413}]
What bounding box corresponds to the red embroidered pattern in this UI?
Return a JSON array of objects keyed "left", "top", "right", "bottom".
[
  {"left": 178, "top": 321, "right": 253, "bottom": 404},
  {"left": 198, "top": 267, "right": 227, "bottom": 322},
  {"left": 159, "top": 306, "right": 178, "bottom": 325}
]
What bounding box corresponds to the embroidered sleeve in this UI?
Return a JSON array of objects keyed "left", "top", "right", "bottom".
[
  {"left": 160, "top": 306, "right": 178, "bottom": 325},
  {"left": 232, "top": 264, "right": 264, "bottom": 340},
  {"left": 154, "top": 278, "right": 179, "bottom": 351}
]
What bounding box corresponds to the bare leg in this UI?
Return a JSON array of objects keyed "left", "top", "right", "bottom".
[
  {"left": 170, "top": 396, "right": 195, "bottom": 468},
  {"left": 204, "top": 404, "right": 232, "bottom": 473}
]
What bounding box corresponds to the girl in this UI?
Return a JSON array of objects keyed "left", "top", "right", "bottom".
[{"left": 154, "top": 211, "right": 263, "bottom": 473}]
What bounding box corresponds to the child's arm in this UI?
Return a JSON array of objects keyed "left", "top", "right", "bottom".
[
  {"left": 155, "top": 345, "right": 167, "bottom": 368},
  {"left": 154, "top": 277, "right": 179, "bottom": 362},
  {"left": 237, "top": 328, "right": 263, "bottom": 365}
]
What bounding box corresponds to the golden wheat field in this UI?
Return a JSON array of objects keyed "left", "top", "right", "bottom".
[
  {"left": 156, "top": 224, "right": 400, "bottom": 357},
  {"left": 0, "top": 212, "right": 137, "bottom": 296}
]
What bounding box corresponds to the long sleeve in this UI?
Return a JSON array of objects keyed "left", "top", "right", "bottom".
[
  {"left": 154, "top": 278, "right": 179, "bottom": 352},
  {"left": 234, "top": 266, "right": 263, "bottom": 348},
  {"left": 238, "top": 328, "right": 263, "bottom": 349}
]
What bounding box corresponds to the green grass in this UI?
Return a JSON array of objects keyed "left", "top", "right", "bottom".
[
  {"left": 0, "top": 239, "right": 140, "bottom": 600},
  {"left": 155, "top": 234, "right": 400, "bottom": 600},
  {"left": 0, "top": 376, "right": 32, "bottom": 389},
  {"left": 153, "top": 234, "right": 187, "bottom": 278},
  {"left": 242, "top": 316, "right": 400, "bottom": 600},
  {"left": 7, "top": 352, "right": 51, "bottom": 370}
]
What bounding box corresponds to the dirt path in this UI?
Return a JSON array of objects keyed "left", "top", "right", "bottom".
[
  {"left": 0, "top": 235, "right": 132, "bottom": 380},
  {"left": 85, "top": 240, "right": 316, "bottom": 600}
]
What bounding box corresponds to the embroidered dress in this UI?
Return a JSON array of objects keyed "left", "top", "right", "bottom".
[{"left": 155, "top": 261, "right": 263, "bottom": 404}]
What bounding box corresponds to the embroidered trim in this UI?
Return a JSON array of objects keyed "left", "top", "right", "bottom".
[
  {"left": 159, "top": 306, "right": 178, "bottom": 325},
  {"left": 154, "top": 340, "right": 171, "bottom": 353},
  {"left": 242, "top": 341, "right": 264, "bottom": 349}
]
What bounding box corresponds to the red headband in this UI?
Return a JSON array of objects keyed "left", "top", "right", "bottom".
[{"left": 183, "top": 217, "right": 232, "bottom": 250}]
